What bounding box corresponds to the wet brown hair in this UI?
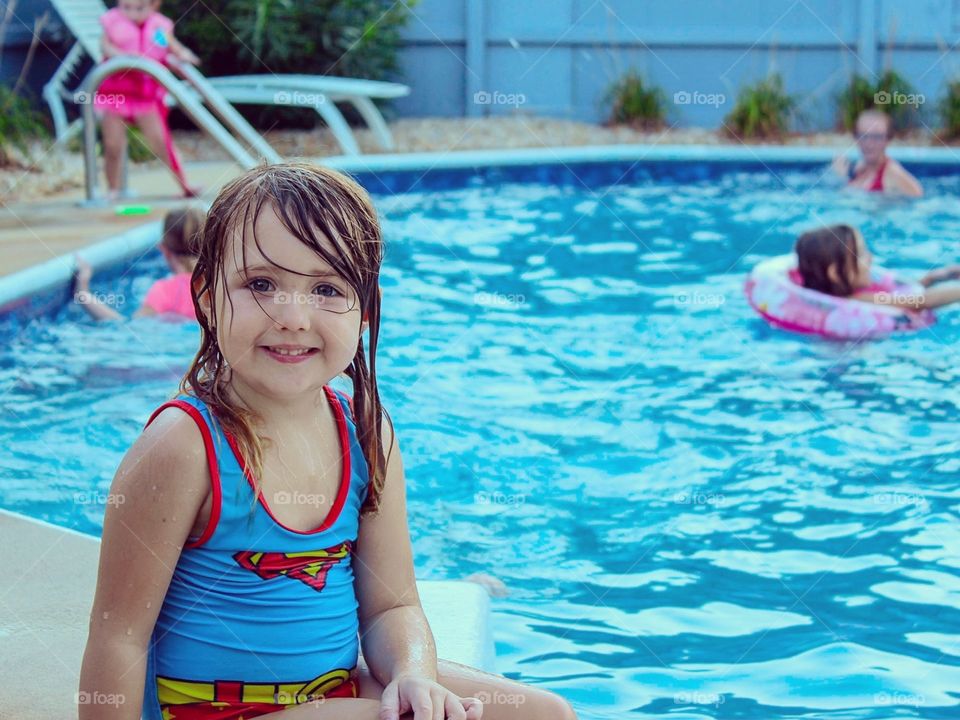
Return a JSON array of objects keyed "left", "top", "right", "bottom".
[
  {"left": 795, "top": 224, "right": 860, "bottom": 297},
  {"left": 180, "top": 163, "right": 390, "bottom": 515},
  {"left": 161, "top": 207, "right": 204, "bottom": 257}
]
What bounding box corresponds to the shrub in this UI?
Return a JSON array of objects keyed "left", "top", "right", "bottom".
[
  {"left": 0, "top": 1, "right": 50, "bottom": 166},
  {"left": 604, "top": 70, "right": 666, "bottom": 130},
  {"left": 163, "top": 0, "right": 418, "bottom": 128},
  {"left": 837, "top": 70, "right": 920, "bottom": 134},
  {"left": 837, "top": 74, "right": 875, "bottom": 133},
  {"left": 724, "top": 74, "right": 795, "bottom": 140},
  {"left": 0, "top": 84, "right": 48, "bottom": 166},
  {"left": 939, "top": 79, "right": 960, "bottom": 140}
]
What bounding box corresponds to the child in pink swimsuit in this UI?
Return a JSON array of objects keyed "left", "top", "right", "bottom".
[
  {"left": 795, "top": 224, "right": 960, "bottom": 310},
  {"left": 74, "top": 206, "right": 204, "bottom": 321},
  {"left": 96, "top": 0, "right": 201, "bottom": 199}
]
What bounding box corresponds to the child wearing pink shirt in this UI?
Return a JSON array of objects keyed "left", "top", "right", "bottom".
[
  {"left": 96, "top": 0, "right": 201, "bottom": 198},
  {"left": 74, "top": 207, "right": 203, "bottom": 321}
]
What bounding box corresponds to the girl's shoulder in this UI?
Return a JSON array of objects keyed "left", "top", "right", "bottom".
[
  {"left": 119, "top": 398, "right": 212, "bottom": 505},
  {"left": 148, "top": 11, "right": 175, "bottom": 31},
  {"left": 99, "top": 7, "right": 124, "bottom": 28}
]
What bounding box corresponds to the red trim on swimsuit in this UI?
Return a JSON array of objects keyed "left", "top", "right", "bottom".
[
  {"left": 868, "top": 158, "right": 887, "bottom": 192},
  {"left": 850, "top": 159, "right": 888, "bottom": 192},
  {"left": 223, "top": 386, "right": 352, "bottom": 535},
  {"left": 144, "top": 400, "right": 223, "bottom": 549}
]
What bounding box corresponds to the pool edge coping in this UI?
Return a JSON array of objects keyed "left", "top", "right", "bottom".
[{"left": 0, "top": 221, "right": 162, "bottom": 317}]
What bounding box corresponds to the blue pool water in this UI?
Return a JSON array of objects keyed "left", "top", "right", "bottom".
[{"left": 3, "top": 164, "right": 960, "bottom": 718}]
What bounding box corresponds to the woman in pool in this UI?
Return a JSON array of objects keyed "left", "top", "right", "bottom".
[
  {"left": 78, "top": 163, "right": 577, "bottom": 720},
  {"left": 74, "top": 206, "right": 203, "bottom": 321},
  {"left": 832, "top": 110, "right": 923, "bottom": 197},
  {"left": 796, "top": 224, "right": 960, "bottom": 309}
]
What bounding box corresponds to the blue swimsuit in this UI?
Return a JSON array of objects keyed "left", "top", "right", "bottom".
[{"left": 140, "top": 387, "right": 369, "bottom": 720}]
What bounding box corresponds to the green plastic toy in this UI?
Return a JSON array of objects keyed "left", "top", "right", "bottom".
[{"left": 114, "top": 204, "right": 152, "bottom": 216}]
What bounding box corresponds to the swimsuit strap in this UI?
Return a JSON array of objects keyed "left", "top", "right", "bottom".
[{"left": 868, "top": 158, "right": 887, "bottom": 192}]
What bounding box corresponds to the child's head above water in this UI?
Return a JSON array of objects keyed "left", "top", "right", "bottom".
[
  {"left": 160, "top": 206, "right": 204, "bottom": 272},
  {"left": 795, "top": 224, "right": 873, "bottom": 297},
  {"left": 183, "top": 162, "right": 388, "bottom": 512}
]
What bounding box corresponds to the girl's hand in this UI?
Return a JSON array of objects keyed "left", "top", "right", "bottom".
[
  {"left": 180, "top": 48, "right": 201, "bottom": 66},
  {"left": 380, "top": 673, "right": 483, "bottom": 720},
  {"left": 832, "top": 154, "right": 851, "bottom": 180},
  {"left": 920, "top": 264, "right": 960, "bottom": 287}
]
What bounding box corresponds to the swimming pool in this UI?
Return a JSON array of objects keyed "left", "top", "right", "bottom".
[{"left": 3, "top": 158, "right": 960, "bottom": 719}]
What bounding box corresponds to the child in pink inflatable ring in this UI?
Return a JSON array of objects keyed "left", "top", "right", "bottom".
[{"left": 796, "top": 224, "right": 960, "bottom": 311}]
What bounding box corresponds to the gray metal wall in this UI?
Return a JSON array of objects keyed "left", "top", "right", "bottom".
[{"left": 8, "top": 0, "right": 960, "bottom": 131}]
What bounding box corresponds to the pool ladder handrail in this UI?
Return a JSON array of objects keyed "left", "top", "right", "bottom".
[{"left": 79, "top": 56, "right": 282, "bottom": 206}]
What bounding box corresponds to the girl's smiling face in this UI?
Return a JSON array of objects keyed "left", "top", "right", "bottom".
[{"left": 202, "top": 204, "right": 363, "bottom": 404}]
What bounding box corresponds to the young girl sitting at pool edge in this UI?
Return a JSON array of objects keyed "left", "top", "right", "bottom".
[
  {"left": 74, "top": 206, "right": 203, "bottom": 321},
  {"left": 97, "top": 0, "right": 201, "bottom": 198},
  {"left": 78, "top": 163, "right": 577, "bottom": 720},
  {"left": 796, "top": 224, "right": 960, "bottom": 310}
]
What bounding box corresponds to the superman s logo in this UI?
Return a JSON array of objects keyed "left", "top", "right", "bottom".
[{"left": 233, "top": 541, "right": 352, "bottom": 593}]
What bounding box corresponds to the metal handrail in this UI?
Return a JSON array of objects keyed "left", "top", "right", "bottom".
[
  {"left": 167, "top": 59, "right": 282, "bottom": 165},
  {"left": 80, "top": 56, "right": 260, "bottom": 206}
]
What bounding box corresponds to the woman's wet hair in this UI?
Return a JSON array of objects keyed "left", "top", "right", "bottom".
[
  {"left": 181, "top": 162, "right": 390, "bottom": 514},
  {"left": 795, "top": 224, "right": 861, "bottom": 297}
]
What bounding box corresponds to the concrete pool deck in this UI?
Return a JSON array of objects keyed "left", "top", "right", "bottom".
[
  {"left": 0, "top": 509, "right": 496, "bottom": 720},
  {"left": 0, "top": 159, "right": 241, "bottom": 278}
]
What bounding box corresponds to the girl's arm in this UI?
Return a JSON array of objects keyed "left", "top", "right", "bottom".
[
  {"left": 78, "top": 408, "right": 210, "bottom": 720},
  {"left": 854, "top": 283, "right": 960, "bottom": 310},
  {"left": 100, "top": 35, "right": 123, "bottom": 60},
  {"left": 74, "top": 256, "right": 123, "bottom": 322},
  {"left": 168, "top": 34, "right": 201, "bottom": 65},
  {"left": 920, "top": 264, "right": 960, "bottom": 287},
  {"left": 354, "top": 419, "right": 481, "bottom": 720}
]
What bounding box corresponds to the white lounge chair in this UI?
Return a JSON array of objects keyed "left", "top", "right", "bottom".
[{"left": 43, "top": 0, "right": 411, "bottom": 156}]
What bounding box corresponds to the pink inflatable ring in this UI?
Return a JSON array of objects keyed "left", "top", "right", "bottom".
[{"left": 745, "top": 254, "right": 935, "bottom": 340}]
